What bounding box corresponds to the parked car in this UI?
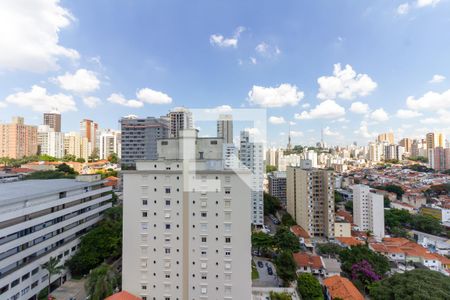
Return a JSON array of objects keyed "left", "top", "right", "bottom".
[
  {"left": 257, "top": 261, "right": 264, "bottom": 268},
  {"left": 267, "top": 267, "right": 273, "bottom": 275}
]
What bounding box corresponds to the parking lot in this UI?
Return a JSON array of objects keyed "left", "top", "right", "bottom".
[{"left": 252, "top": 257, "right": 281, "bottom": 287}]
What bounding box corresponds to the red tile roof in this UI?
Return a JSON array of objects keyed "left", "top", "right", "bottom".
[
  {"left": 323, "top": 275, "right": 364, "bottom": 300},
  {"left": 290, "top": 225, "right": 310, "bottom": 238},
  {"left": 336, "top": 237, "right": 364, "bottom": 247},
  {"left": 292, "top": 252, "right": 323, "bottom": 269},
  {"left": 105, "top": 291, "right": 141, "bottom": 300}
]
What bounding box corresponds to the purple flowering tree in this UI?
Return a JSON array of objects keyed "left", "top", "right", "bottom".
[{"left": 351, "top": 259, "right": 382, "bottom": 286}]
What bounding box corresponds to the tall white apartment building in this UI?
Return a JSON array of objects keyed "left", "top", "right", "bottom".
[
  {"left": 122, "top": 129, "right": 252, "bottom": 300},
  {"left": 217, "top": 114, "right": 233, "bottom": 144},
  {"left": 168, "top": 107, "right": 193, "bottom": 138},
  {"left": 240, "top": 131, "right": 264, "bottom": 226},
  {"left": 0, "top": 175, "right": 112, "bottom": 300},
  {"left": 64, "top": 132, "right": 91, "bottom": 162},
  {"left": 368, "top": 142, "right": 383, "bottom": 162},
  {"left": 352, "top": 184, "right": 385, "bottom": 238},
  {"left": 99, "top": 129, "right": 121, "bottom": 159},
  {"left": 305, "top": 150, "right": 318, "bottom": 168},
  {"left": 37, "top": 125, "right": 65, "bottom": 158},
  {"left": 286, "top": 165, "right": 335, "bottom": 238}
]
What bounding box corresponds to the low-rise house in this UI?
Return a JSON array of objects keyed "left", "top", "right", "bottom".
[
  {"left": 290, "top": 225, "right": 313, "bottom": 249},
  {"left": 390, "top": 201, "right": 416, "bottom": 213},
  {"left": 322, "top": 258, "right": 342, "bottom": 277},
  {"left": 323, "top": 275, "right": 364, "bottom": 300},
  {"left": 292, "top": 252, "right": 324, "bottom": 275},
  {"left": 336, "top": 237, "right": 364, "bottom": 248}
]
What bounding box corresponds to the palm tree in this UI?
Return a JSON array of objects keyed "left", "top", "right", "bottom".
[
  {"left": 85, "top": 263, "right": 118, "bottom": 300},
  {"left": 41, "top": 257, "right": 64, "bottom": 299}
]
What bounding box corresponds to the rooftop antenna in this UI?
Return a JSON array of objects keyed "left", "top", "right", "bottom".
[{"left": 287, "top": 124, "right": 292, "bottom": 150}]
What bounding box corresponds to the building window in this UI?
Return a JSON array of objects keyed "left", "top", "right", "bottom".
[
  {"left": 225, "top": 237, "right": 231, "bottom": 243},
  {"left": 165, "top": 188, "right": 171, "bottom": 194}
]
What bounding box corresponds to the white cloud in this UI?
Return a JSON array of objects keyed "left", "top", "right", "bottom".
[
  {"left": 211, "top": 105, "right": 233, "bottom": 114},
  {"left": 396, "top": 109, "right": 422, "bottom": 118},
  {"left": 349, "top": 101, "right": 370, "bottom": 114},
  {"left": 429, "top": 74, "right": 445, "bottom": 84},
  {"left": 255, "top": 42, "right": 281, "bottom": 57},
  {"left": 107, "top": 93, "right": 143, "bottom": 108},
  {"left": 302, "top": 103, "right": 310, "bottom": 108},
  {"left": 269, "top": 116, "right": 286, "bottom": 124},
  {"left": 250, "top": 57, "right": 257, "bottom": 65},
  {"left": 323, "top": 126, "right": 339, "bottom": 136},
  {"left": 397, "top": 3, "right": 410, "bottom": 14},
  {"left": 56, "top": 69, "right": 100, "bottom": 93},
  {"left": 317, "top": 63, "right": 377, "bottom": 100},
  {"left": 83, "top": 96, "right": 101, "bottom": 108},
  {"left": 370, "top": 108, "right": 389, "bottom": 122},
  {"left": 354, "top": 121, "right": 376, "bottom": 138},
  {"left": 420, "top": 110, "right": 450, "bottom": 124},
  {"left": 210, "top": 26, "right": 245, "bottom": 48},
  {"left": 406, "top": 89, "right": 450, "bottom": 111},
  {"left": 416, "top": 0, "right": 440, "bottom": 8},
  {"left": 136, "top": 88, "right": 172, "bottom": 104},
  {"left": 248, "top": 84, "right": 304, "bottom": 107},
  {"left": 4, "top": 85, "right": 76, "bottom": 112},
  {"left": 294, "top": 100, "right": 345, "bottom": 120},
  {"left": 290, "top": 131, "right": 303, "bottom": 137},
  {"left": 0, "top": 0, "right": 79, "bottom": 72},
  {"left": 289, "top": 121, "right": 296, "bottom": 126},
  {"left": 0, "top": 102, "right": 8, "bottom": 108}
]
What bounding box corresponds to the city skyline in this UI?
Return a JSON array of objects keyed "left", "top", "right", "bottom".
[{"left": 1, "top": 1, "right": 450, "bottom": 147}]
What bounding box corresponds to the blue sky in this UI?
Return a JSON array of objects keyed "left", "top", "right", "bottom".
[{"left": 1, "top": 0, "right": 450, "bottom": 147}]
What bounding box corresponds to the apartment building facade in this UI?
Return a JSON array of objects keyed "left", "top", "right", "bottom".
[
  {"left": 0, "top": 117, "right": 37, "bottom": 159},
  {"left": 168, "top": 107, "right": 193, "bottom": 138},
  {"left": 122, "top": 129, "right": 252, "bottom": 300},
  {"left": 352, "top": 184, "right": 385, "bottom": 238},
  {"left": 287, "top": 165, "right": 335, "bottom": 238},
  {"left": 0, "top": 175, "right": 112, "bottom": 300},
  {"left": 268, "top": 171, "right": 287, "bottom": 205},
  {"left": 43, "top": 112, "right": 61, "bottom": 133}
]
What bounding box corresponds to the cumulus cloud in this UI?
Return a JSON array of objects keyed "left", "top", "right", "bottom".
[
  {"left": 269, "top": 116, "right": 286, "bottom": 124},
  {"left": 370, "top": 108, "right": 389, "bottom": 122},
  {"left": 420, "top": 110, "right": 450, "bottom": 124},
  {"left": 416, "top": 0, "right": 440, "bottom": 8},
  {"left": 107, "top": 93, "right": 143, "bottom": 108},
  {"left": 248, "top": 84, "right": 304, "bottom": 107},
  {"left": 136, "top": 88, "right": 172, "bottom": 104},
  {"left": 317, "top": 63, "right": 377, "bottom": 100},
  {"left": 56, "top": 69, "right": 100, "bottom": 93},
  {"left": 397, "top": 3, "right": 410, "bottom": 14},
  {"left": 290, "top": 131, "right": 303, "bottom": 137},
  {"left": 0, "top": 102, "right": 8, "bottom": 108},
  {"left": 255, "top": 42, "right": 281, "bottom": 57},
  {"left": 83, "top": 96, "right": 101, "bottom": 108},
  {"left": 250, "top": 57, "right": 257, "bottom": 65},
  {"left": 396, "top": 109, "right": 422, "bottom": 119},
  {"left": 349, "top": 101, "right": 370, "bottom": 114},
  {"left": 323, "top": 126, "right": 339, "bottom": 136},
  {"left": 294, "top": 100, "right": 345, "bottom": 120},
  {"left": 4, "top": 85, "right": 76, "bottom": 112},
  {"left": 0, "top": 0, "right": 79, "bottom": 72},
  {"left": 210, "top": 26, "right": 245, "bottom": 48},
  {"left": 429, "top": 74, "right": 445, "bottom": 84},
  {"left": 354, "top": 121, "right": 376, "bottom": 138},
  {"left": 207, "top": 105, "right": 233, "bottom": 114},
  {"left": 302, "top": 103, "right": 311, "bottom": 108},
  {"left": 406, "top": 89, "right": 450, "bottom": 111}
]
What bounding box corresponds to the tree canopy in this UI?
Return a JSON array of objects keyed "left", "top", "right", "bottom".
[
  {"left": 266, "top": 164, "right": 278, "bottom": 173},
  {"left": 273, "top": 226, "right": 300, "bottom": 253},
  {"left": 274, "top": 250, "right": 297, "bottom": 286},
  {"left": 85, "top": 263, "right": 119, "bottom": 300},
  {"left": 369, "top": 269, "right": 450, "bottom": 300},
  {"left": 385, "top": 209, "right": 443, "bottom": 236},
  {"left": 375, "top": 185, "right": 404, "bottom": 199},
  {"left": 269, "top": 291, "right": 292, "bottom": 300},
  {"left": 264, "top": 192, "right": 281, "bottom": 216},
  {"left": 297, "top": 273, "right": 324, "bottom": 300}
]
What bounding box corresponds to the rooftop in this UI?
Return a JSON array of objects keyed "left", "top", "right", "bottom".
[
  {"left": 323, "top": 275, "right": 364, "bottom": 300},
  {"left": 105, "top": 291, "right": 141, "bottom": 300},
  {"left": 0, "top": 179, "right": 97, "bottom": 204}
]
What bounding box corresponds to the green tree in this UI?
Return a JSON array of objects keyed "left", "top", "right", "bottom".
[
  {"left": 281, "top": 213, "right": 297, "bottom": 227},
  {"left": 251, "top": 232, "right": 274, "bottom": 255},
  {"left": 274, "top": 251, "right": 297, "bottom": 286},
  {"left": 344, "top": 201, "right": 353, "bottom": 212},
  {"left": 57, "top": 163, "right": 76, "bottom": 174},
  {"left": 62, "top": 154, "right": 76, "bottom": 162},
  {"left": 85, "top": 263, "right": 119, "bottom": 300},
  {"left": 266, "top": 165, "right": 278, "bottom": 173},
  {"left": 297, "top": 273, "right": 324, "bottom": 300},
  {"left": 264, "top": 192, "right": 281, "bottom": 216},
  {"left": 89, "top": 148, "right": 100, "bottom": 162},
  {"left": 41, "top": 257, "right": 64, "bottom": 299},
  {"left": 38, "top": 154, "right": 57, "bottom": 161},
  {"left": 369, "top": 269, "right": 450, "bottom": 300},
  {"left": 273, "top": 227, "right": 300, "bottom": 253},
  {"left": 410, "top": 214, "right": 442, "bottom": 235},
  {"left": 375, "top": 185, "right": 404, "bottom": 199},
  {"left": 107, "top": 153, "right": 119, "bottom": 164},
  {"left": 76, "top": 158, "right": 86, "bottom": 163},
  {"left": 340, "top": 245, "right": 390, "bottom": 284},
  {"left": 316, "top": 243, "right": 343, "bottom": 257},
  {"left": 269, "top": 291, "right": 293, "bottom": 300}
]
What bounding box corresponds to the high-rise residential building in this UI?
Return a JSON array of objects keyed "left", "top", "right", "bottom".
[
  {"left": 168, "top": 107, "right": 193, "bottom": 138},
  {"left": 399, "top": 138, "right": 413, "bottom": 154},
  {"left": 384, "top": 144, "right": 404, "bottom": 161},
  {"left": 240, "top": 130, "right": 264, "bottom": 226},
  {"left": 286, "top": 164, "right": 335, "bottom": 238},
  {"left": 64, "top": 132, "right": 90, "bottom": 161},
  {"left": 122, "top": 129, "right": 252, "bottom": 299},
  {"left": 43, "top": 111, "right": 61, "bottom": 132},
  {"left": 377, "top": 132, "right": 394, "bottom": 145},
  {"left": 428, "top": 147, "right": 450, "bottom": 171},
  {"left": 80, "top": 119, "right": 98, "bottom": 152},
  {"left": 0, "top": 117, "right": 37, "bottom": 159},
  {"left": 217, "top": 114, "right": 233, "bottom": 144},
  {"left": 411, "top": 139, "right": 428, "bottom": 158},
  {"left": 426, "top": 132, "right": 445, "bottom": 149},
  {"left": 268, "top": 171, "right": 287, "bottom": 205},
  {"left": 368, "top": 142, "right": 383, "bottom": 162},
  {"left": 352, "top": 184, "right": 385, "bottom": 238},
  {"left": 120, "top": 116, "right": 169, "bottom": 169},
  {"left": 306, "top": 150, "right": 318, "bottom": 168},
  {"left": 266, "top": 148, "right": 277, "bottom": 166},
  {"left": 99, "top": 129, "right": 121, "bottom": 160},
  {"left": 0, "top": 175, "right": 112, "bottom": 300},
  {"left": 37, "top": 125, "right": 65, "bottom": 158}
]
